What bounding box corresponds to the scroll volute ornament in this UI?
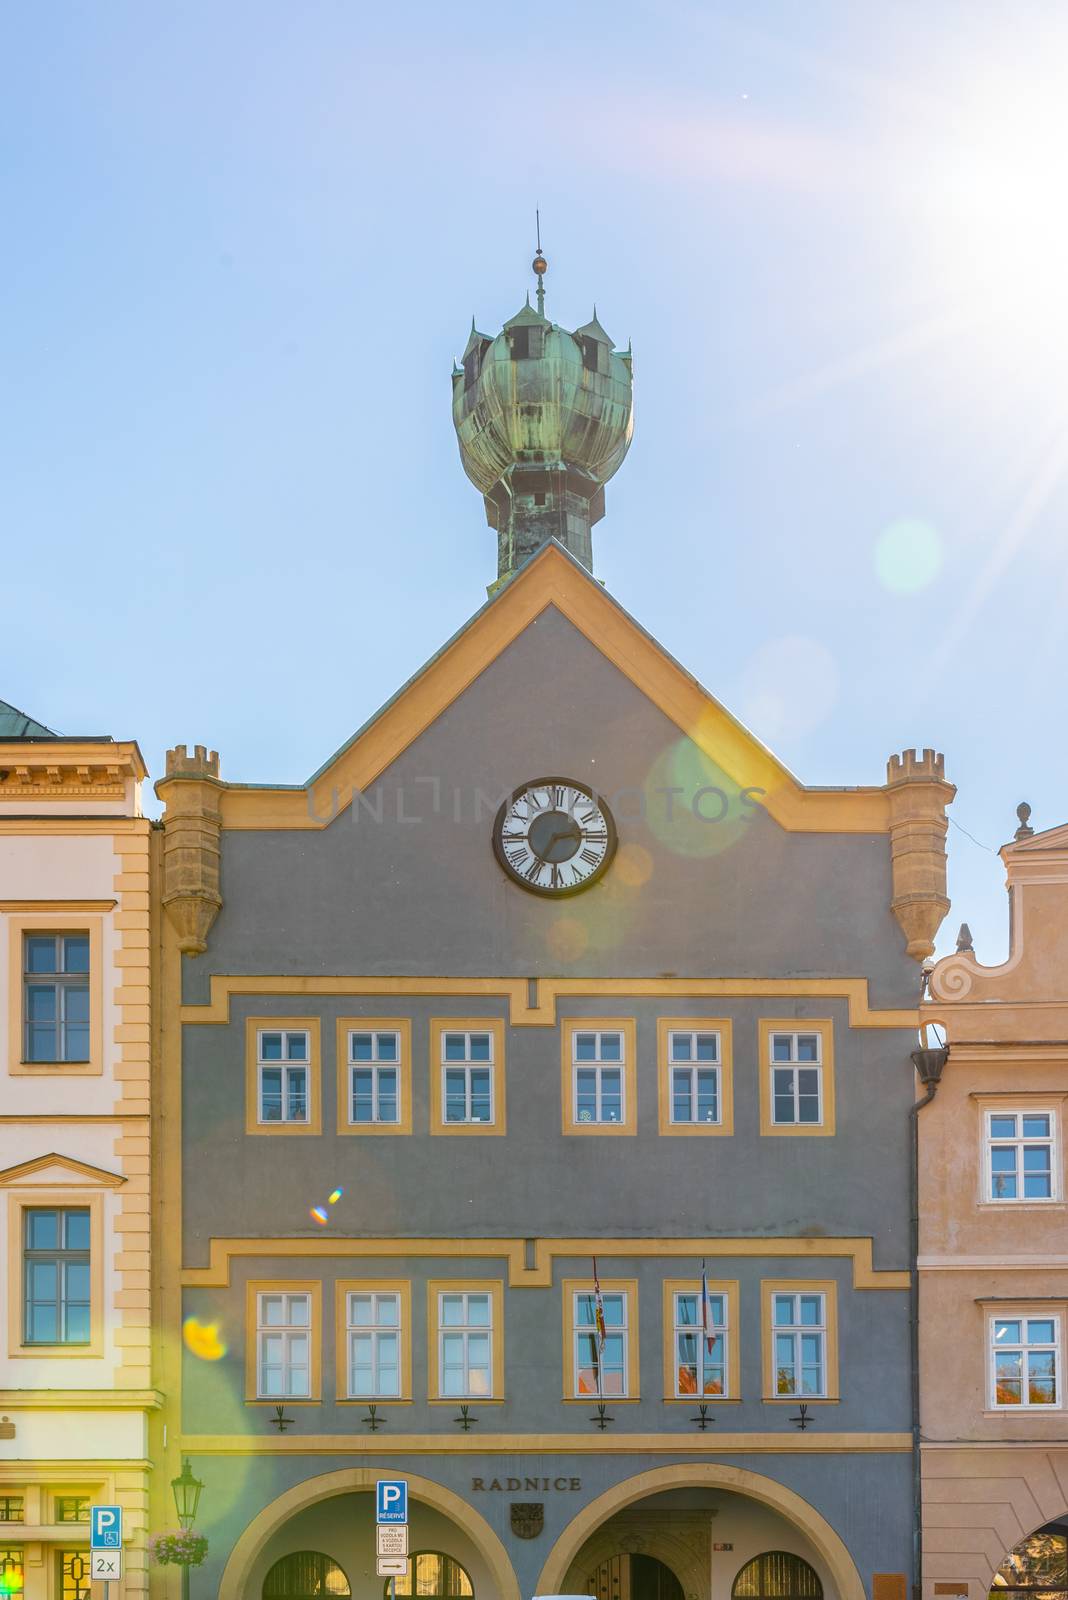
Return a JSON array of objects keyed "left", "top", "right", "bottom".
[
  {"left": 156, "top": 745, "right": 223, "bottom": 956},
  {"left": 885, "top": 748, "right": 956, "bottom": 961}
]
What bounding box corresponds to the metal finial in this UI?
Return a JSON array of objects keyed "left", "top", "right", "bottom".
[
  {"left": 1015, "top": 802, "right": 1034, "bottom": 841},
  {"left": 532, "top": 210, "right": 547, "bottom": 318},
  {"left": 956, "top": 922, "right": 974, "bottom": 954}
]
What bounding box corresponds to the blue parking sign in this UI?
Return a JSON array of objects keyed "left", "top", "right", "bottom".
[
  {"left": 376, "top": 1480, "right": 407, "bottom": 1524},
  {"left": 90, "top": 1505, "right": 123, "bottom": 1549}
]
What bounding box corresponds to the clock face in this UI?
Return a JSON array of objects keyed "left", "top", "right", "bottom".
[{"left": 493, "top": 778, "right": 617, "bottom": 896}]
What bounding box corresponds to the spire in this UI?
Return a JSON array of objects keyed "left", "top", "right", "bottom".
[{"left": 532, "top": 210, "right": 547, "bottom": 318}]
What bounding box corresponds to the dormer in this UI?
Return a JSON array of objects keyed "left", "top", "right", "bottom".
[
  {"left": 573, "top": 310, "right": 614, "bottom": 375},
  {"left": 503, "top": 300, "right": 548, "bottom": 362}
]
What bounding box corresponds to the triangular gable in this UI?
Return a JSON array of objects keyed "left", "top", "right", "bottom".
[
  {"left": 0, "top": 1153, "right": 126, "bottom": 1188},
  {"left": 217, "top": 541, "right": 890, "bottom": 835},
  {"left": 1008, "top": 819, "right": 1068, "bottom": 854}
]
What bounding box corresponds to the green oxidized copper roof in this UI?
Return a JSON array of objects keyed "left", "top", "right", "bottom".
[
  {"left": 503, "top": 297, "right": 549, "bottom": 329},
  {"left": 573, "top": 308, "right": 614, "bottom": 345},
  {"left": 0, "top": 699, "right": 58, "bottom": 738}
]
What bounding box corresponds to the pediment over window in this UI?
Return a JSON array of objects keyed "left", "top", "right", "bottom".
[{"left": 0, "top": 1152, "right": 126, "bottom": 1188}]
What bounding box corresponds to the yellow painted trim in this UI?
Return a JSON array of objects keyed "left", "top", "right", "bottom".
[
  {"left": 657, "top": 1018, "right": 735, "bottom": 1136},
  {"left": 761, "top": 1278, "right": 840, "bottom": 1402},
  {"left": 183, "top": 1234, "right": 911, "bottom": 1291},
  {"left": 243, "top": 1018, "right": 322, "bottom": 1137},
  {"left": 0, "top": 1154, "right": 124, "bottom": 1188},
  {"left": 181, "top": 972, "right": 917, "bottom": 1031},
  {"left": 334, "top": 1279, "right": 412, "bottom": 1402},
  {"left": 0, "top": 819, "right": 148, "bottom": 836},
  {"left": 6, "top": 915, "right": 103, "bottom": 1077},
  {"left": 560, "top": 1019, "right": 637, "bottom": 1136},
  {"left": 0, "top": 901, "right": 116, "bottom": 912},
  {"left": 427, "top": 1278, "right": 504, "bottom": 1401},
  {"left": 429, "top": 1018, "right": 506, "bottom": 1136},
  {"left": 215, "top": 1465, "right": 521, "bottom": 1600},
  {"left": 0, "top": 1389, "right": 161, "bottom": 1409},
  {"left": 661, "top": 1278, "right": 740, "bottom": 1401},
  {"left": 184, "top": 1430, "right": 912, "bottom": 1455},
  {"left": 213, "top": 544, "right": 890, "bottom": 836},
  {"left": 758, "top": 1019, "right": 837, "bottom": 1137},
  {"left": 244, "top": 1279, "right": 323, "bottom": 1403},
  {"left": 535, "top": 1461, "right": 868, "bottom": 1600},
  {"left": 561, "top": 1277, "right": 640, "bottom": 1401},
  {"left": 335, "top": 1017, "right": 413, "bottom": 1136},
  {"left": 6, "top": 1190, "right": 106, "bottom": 1358}
]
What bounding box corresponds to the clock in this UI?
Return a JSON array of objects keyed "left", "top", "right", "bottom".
[{"left": 492, "top": 778, "right": 617, "bottom": 896}]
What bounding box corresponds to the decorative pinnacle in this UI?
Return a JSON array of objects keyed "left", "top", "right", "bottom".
[
  {"left": 956, "top": 922, "right": 974, "bottom": 954},
  {"left": 1015, "top": 801, "right": 1034, "bottom": 840},
  {"left": 532, "top": 209, "right": 547, "bottom": 318}
]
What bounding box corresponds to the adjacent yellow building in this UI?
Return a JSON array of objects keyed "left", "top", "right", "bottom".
[
  {"left": 923, "top": 809, "right": 1068, "bottom": 1600},
  {"left": 0, "top": 701, "right": 154, "bottom": 1599}
]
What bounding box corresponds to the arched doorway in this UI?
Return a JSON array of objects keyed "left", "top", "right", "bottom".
[
  {"left": 587, "top": 1552, "right": 684, "bottom": 1600},
  {"left": 263, "top": 1550, "right": 351, "bottom": 1596},
  {"left": 383, "top": 1550, "right": 474, "bottom": 1596},
  {"left": 990, "top": 1519, "right": 1068, "bottom": 1600},
  {"left": 733, "top": 1551, "right": 824, "bottom": 1600}
]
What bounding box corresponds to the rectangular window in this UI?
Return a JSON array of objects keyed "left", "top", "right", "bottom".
[
  {"left": 986, "top": 1111, "right": 1057, "bottom": 1202},
  {"left": 430, "top": 1020, "right": 505, "bottom": 1135},
  {"left": 991, "top": 1315, "right": 1060, "bottom": 1408},
  {"left": 257, "top": 1029, "right": 310, "bottom": 1124},
  {"left": 759, "top": 1022, "right": 835, "bottom": 1136},
  {"left": 23, "top": 1208, "right": 91, "bottom": 1345},
  {"left": 574, "top": 1031, "right": 624, "bottom": 1125},
  {"left": 23, "top": 934, "right": 90, "bottom": 1063},
  {"left": 256, "top": 1291, "right": 312, "bottom": 1398},
  {"left": 669, "top": 1031, "right": 721, "bottom": 1125},
  {"left": 0, "top": 1552, "right": 24, "bottom": 1594},
  {"left": 56, "top": 1548, "right": 91, "bottom": 1599},
  {"left": 442, "top": 1032, "right": 494, "bottom": 1124},
  {"left": 772, "top": 1292, "right": 828, "bottom": 1397},
  {"left": 350, "top": 1031, "right": 400, "bottom": 1125},
  {"left": 438, "top": 1291, "right": 493, "bottom": 1398},
  {"left": 0, "top": 1499, "right": 24, "bottom": 1523},
  {"left": 54, "top": 1497, "right": 90, "bottom": 1524},
  {"left": 673, "top": 1290, "right": 728, "bottom": 1396},
  {"left": 571, "top": 1288, "right": 629, "bottom": 1397},
  {"left": 346, "top": 1291, "right": 401, "bottom": 1398}
]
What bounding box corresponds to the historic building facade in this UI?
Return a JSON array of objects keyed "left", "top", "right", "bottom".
[
  {"left": 923, "top": 815, "right": 1068, "bottom": 1600},
  {"left": 0, "top": 701, "right": 153, "bottom": 1599},
  {"left": 157, "top": 273, "right": 955, "bottom": 1600}
]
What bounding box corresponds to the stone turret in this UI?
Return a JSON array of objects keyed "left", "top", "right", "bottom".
[
  {"left": 156, "top": 744, "right": 223, "bottom": 956},
  {"left": 885, "top": 747, "right": 955, "bottom": 960},
  {"left": 452, "top": 247, "right": 634, "bottom": 591}
]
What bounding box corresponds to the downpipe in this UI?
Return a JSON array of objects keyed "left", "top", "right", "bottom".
[{"left": 909, "top": 1043, "right": 949, "bottom": 1600}]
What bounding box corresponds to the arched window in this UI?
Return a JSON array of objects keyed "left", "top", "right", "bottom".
[
  {"left": 384, "top": 1550, "right": 474, "bottom": 1597},
  {"left": 732, "top": 1551, "right": 823, "bottom": 1600},
  {"left": 992, "top": 1527, "right": 1068, "bottom": 1595},
  {"left": 263, "top": 1550, "right": 351, "bottom": 1597}
]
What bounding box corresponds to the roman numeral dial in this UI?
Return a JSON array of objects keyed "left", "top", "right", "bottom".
[{"left": 492, "top": 777, "right": 618, "bottom": 897}]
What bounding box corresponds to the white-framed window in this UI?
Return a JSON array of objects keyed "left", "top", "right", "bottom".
[
  {"left": 438, "top": 1291, "right": 493, "bottom": 1397},
  {"left": 346, "top": 1291, "right": 401, "bottom": 1398},
  {"left": 673, "top": 1289, "right": 727, "bottom": 1396},
  {"left": 441, "top": 1032, "right": 494, "bottom": 1124},
  {"left": 986, "top": 1110, "right": 1057, "bottom": 1202},
  {"left": 573, "top": 1030, "right": 625, "bottom": 1125},
  {"left": 669, "top": 1030, "right": 721, "bottom": 1125},
  {"left": 349, "top": 1030, "right": 401, "bottom": 1125},
  {"left": 256, "top": 1291, "right": 311, "bottom": 1397},
  {"left": 23, "top": 933, "right": 91, "bottom": 1062},
  {"left": 257, "top": 1029, "right": 310, "bottom": 1124},
  {"left": 772, "top": 1291, "right": 827, "bottom": 1396},
  {"left": 572, "top": 1288, "right": 629, "bottom": 1396},
  {"left": 991, "top": 1315, "right": 1060, "bottom": 1408},
  {"left": 770, "top": 1032, "right": 823, "bottom": 1125}
]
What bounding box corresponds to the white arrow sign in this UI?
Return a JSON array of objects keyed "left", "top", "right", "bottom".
[{"left": 377, "top": 1556, "right": 407, "bottom": 1577}]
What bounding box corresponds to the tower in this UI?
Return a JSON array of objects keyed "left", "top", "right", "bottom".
[{"left": 452, "top": 243, "right": 634, "bottom": 590}]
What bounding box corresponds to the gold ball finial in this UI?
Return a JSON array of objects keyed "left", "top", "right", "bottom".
[{"left": 532, "top": 252, "right": 547, "bottom": 277}]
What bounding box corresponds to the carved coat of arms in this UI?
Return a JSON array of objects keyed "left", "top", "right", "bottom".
[{"left": 510, "top": 1502, "right": 544, "bottom": 1539}]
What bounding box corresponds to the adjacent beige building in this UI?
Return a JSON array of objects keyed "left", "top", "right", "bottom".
[
  {"left": 0, "top": 701, "right": 153, "bottom": 1599},
  {"left": 923, "top": 811, "right": 1068, "bottom": 1600}
]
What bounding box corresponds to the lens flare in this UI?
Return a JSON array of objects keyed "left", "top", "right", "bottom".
[
  {"left": 328, "top": 1188, "right": 343, "bottom": 1204},
  {"left": 547, "top": 915, "right": 589, "bottom": 962},
  {"left": 311, "top": 1206, "right": 329, "bottom": 1225},
  {"left": 182, "top": 1317, "right": 227, "bottom": 1361},
  {"left": 874, "top": 518, "right": 943, "bottom": 594},
  {"left": 614, "top": 841, "right": 653, "bottom": 887}
]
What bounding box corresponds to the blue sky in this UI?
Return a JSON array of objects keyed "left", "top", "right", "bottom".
[{"left": 4, "top": 1, "right": 1067, "bottom": 960}]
